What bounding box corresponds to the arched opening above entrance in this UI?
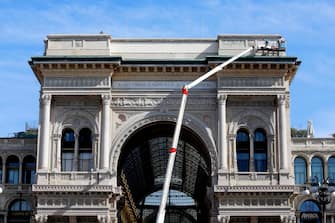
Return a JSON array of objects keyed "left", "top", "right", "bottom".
[
  {"left": 299, "top": 200, "right": 321, "bottom": 223},
  {"left": 117, "top": 122, "right": 211, "bottom": 222}
]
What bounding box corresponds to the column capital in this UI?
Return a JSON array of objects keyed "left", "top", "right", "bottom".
[
  {"left": 52, "top": 134, "right": 62, "bottom": 140},
  {"left": 217, "top": 94, "right": 228, "bottom": 104},
  {"left": 218, "top": 215, "right": 230, "bottom": 223},
  {"left": 40, "top": 94, "right": 52, "bottom": 105},
  {"left": 102, "top": 94, "right": 111, "bottom": 105},
  {"left": 277, "top": 94, "right": 286, "bottom": 105},
  {"left": 97, "top": 215, "right": 108, "bottom": 223},
  {"left": 280, "top": 215, "right": 296, "bottom": 223},
  {"left": 35, "top": 214, "right": 48, "bottom": 223}
]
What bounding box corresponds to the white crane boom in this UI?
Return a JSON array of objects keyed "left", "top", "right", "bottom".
[{"left": 156, "top": 46, "right": 256, "bottom": 223}]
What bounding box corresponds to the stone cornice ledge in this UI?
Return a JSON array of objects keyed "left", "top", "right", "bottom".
[
  {"left": 33, "top": 184, "right": 121, "bottom": 194},
  {"left": 214, "top": 185, "right": 295, "bottom": 193}
]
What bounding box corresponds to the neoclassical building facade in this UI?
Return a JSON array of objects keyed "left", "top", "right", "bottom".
[{"left": 0, "top": 33, "right": 334, "bottom": 223}]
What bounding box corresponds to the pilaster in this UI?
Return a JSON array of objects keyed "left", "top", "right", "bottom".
[
  {"left": 39, "top": 94, "right": 52, "bottom": 170},
  {"left": 218, "top": 94, "right": 228, "bottom": 171},
  {"left": 278, "top": 95, "right": 288, "bottom": 171},
  {"left": 100, "top": 94, "right": 111, "bottom": 170}
]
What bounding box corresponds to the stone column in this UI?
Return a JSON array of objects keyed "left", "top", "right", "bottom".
[
  {"left": 18, "top": 157, "right": 22, "bottom": 184},
  {"left": 267, "top": 135, "right": 274, "bottom": 172},
  {"left": 278, "top": 95, "right": 288, "bottom": 171},
  {"left": 53, "top": 134, "right": 61, "bottom": 170},
  {"left": 93, "top": 134, "right": 100, "bottom": 171},
  {"left": 249, "top": 133, "right": 254, "bottom": 172},
  {"left": 230, "top": 134, "right": 237, "bottom": 171},
  {"left": 39, "top": 94, "right": 52, "bottom": 170},
  {"left": 218, "top": 94, "right": 228, "bottom": 171},
  {"left": 2, "top": 161, "right": 5, "bottom": 184},
  {"left": 74, "top": 133, "right": 79, "bottom": 171},
  {"left": 100, "top": 94, "right": 111, "bottom": 170}
]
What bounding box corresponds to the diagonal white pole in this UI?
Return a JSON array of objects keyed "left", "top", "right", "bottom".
[{"left": 156, "top": 46, "right": 255, "bottom": 223}]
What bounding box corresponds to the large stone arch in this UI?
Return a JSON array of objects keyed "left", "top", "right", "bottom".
[{"left": 110, "top": 111, "right": 218, "bottom": 176}]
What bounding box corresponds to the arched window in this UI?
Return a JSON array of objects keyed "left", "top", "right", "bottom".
[
  {"left": 254, "top": 129, "right": 267, "bottom": 172},
  {"left": 22, "top": 156, "right": 36, "bottom": 184},
  {"left": 294, "top": 157, "right": 307, "bottom": 184},
  {"left": 61, "top": 128, "right": 75, "bottom": 171},
  {"left": 311, "top": 157, "right": 324, "bottom": 183},
  {"left": 78, "top": 128, "right": 93, "bottom": 171},
  {"left": 328, "top": 156, "right": 335, "bottom": 181},
  {"left": 7, "top": 199, "right": 32, "bottom": 223},
  {"left": 6, "top": 156, "right": 19, "bottom": 184},
  {"left": 236, "top": 129, "right": 250, "bottom": 172}
]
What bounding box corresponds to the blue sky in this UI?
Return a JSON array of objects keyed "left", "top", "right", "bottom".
[{"left": 0, "top": 0, "right": 334, "bottom": 137}]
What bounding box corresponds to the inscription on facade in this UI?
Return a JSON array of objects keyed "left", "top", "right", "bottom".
[
  {"left": 112, "top": 81, "right": 216, "bottom": 89},
  {"left": 111, "top": 96, "right": 216, "bottom": 109}
]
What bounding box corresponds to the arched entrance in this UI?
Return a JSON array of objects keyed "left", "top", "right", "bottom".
[
  {"left": 117, "top": 122, "right": 212, "bottom": 222},
  {"left": 7, "top": 199, "right": 32, "bottom": 223},
  {"left": 299, "top": 200, "right": 321, "bottom": 223}
]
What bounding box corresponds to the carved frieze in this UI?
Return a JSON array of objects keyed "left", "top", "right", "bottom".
[
  {"left": 219, "top": 77, "right": 283, "bottom": 88},
  {"left": 44, "top": 77, "right": 110, "bottom": 88}
]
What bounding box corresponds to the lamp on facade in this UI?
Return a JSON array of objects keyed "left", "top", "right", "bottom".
[{"left": 302, "top": 176, "right": 335, "bottom": 223}]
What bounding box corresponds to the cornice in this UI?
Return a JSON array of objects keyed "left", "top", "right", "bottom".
[
  {"left": 214, "top": 185, "right": 295, "bottom": 193},
  {"left": 33, "top": 184, "right": 121, "bottom": 194}
]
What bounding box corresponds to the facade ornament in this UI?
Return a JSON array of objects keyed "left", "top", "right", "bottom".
[
  {"left": 277, "top": 94, "right": 286, "bottom": 105},
  {"left": 97, "top": 215, "right": 108, "bottom": 223},
  {"left": 281, "top": 214, "right": 296, "bottom": 223},
  {"left": 218, "top": 215, "right": 230, "bottom": 223},
  {"left": 41, "top": 94, "right": 52, "bottom": 105},
  {"left": 217, "top": 94, "right": 227, "bottom": 104},
  {"left": 307, "top": 120, "right": 314, "bottom": 138},
  {"left": 101, "top": 94, "right": 111, "bottom": 105},
  {"left": 35, "top": 214, "right": 48, "bottom": 223}
]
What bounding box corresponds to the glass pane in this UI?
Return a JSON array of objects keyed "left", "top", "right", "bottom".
[
  {"left": 22, "top": 156, "right": 36, "bottom": 184},
  {"left": 79, "top": 153, "right": 93, "bottom": 171},
  {"left": 254, "top": 153, "right": 267, "bottom": 172},
  {"left": 300, "top": 200, "right": 320, "bottom": 212},
  {"left": 294, "top": 157, "right": 307, "bottom": 184},
  {"left": 6, "top": 169, "right": 19, "bottom": 184},
  {"left": 62, "top": 129, "right": 75, "bottom": 148},
  {"left": 79, "top": 128, "right": 92, "bottom": 149},
  {"left": 311, "top": 157, "right": 323, "bottom": 182},
  {"left": 254, "top": 130, "right": 266, "bottom": 142},
  {"left": 237, "top": 153, "right": 249, "bottom": 172},
  {"left": 328, "top": 157, "right": 335, "bottom": 181},
  {"left": 61, "top": 152, "right": 74, "bottom": 171},
  {"left": 237, "top": 130, "right": 250, "bottom": 172},
  {"left": 9, "top": 200, "right": 31, "bottom": 211},
  {"left": 237, "top": 131, "right": 249, "bottom": 142}
]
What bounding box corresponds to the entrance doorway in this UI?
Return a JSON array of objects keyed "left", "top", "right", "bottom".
[{"left": 117, "top": 122, "right": 212, "bottom": 222}]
